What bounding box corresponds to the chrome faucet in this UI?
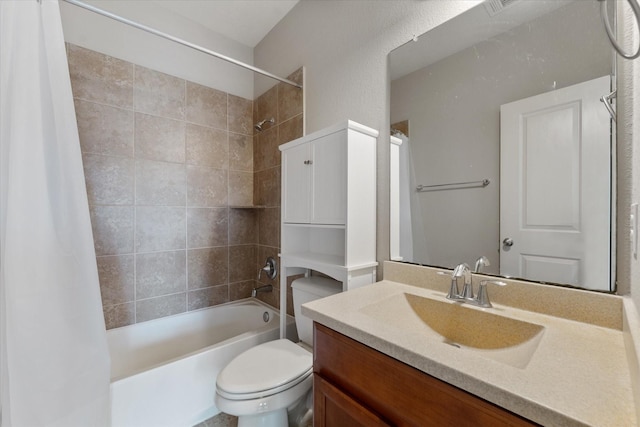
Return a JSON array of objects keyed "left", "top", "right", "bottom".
[
  {"left": 447, "top": 263, "right": 471, "bottom": 302},
  {"left": 251, "top": 284, "right": 273, "bottom": 298},
  {"left": 257, "top": 256, "right": 277, "bottom": 280},
  {"left": 474, "top": 256, "right": 490, "bottom": 273},
  {"left": 446, "top": 259, "right": 506, "bottom": 308}
]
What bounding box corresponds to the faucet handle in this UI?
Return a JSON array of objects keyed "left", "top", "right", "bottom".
[{"left": 476, "top": 280, "right": 507, "bottom": 308}]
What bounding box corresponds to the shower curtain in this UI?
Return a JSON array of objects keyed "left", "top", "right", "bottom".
[
  {"left": 0, "top": 1, "right": 110, "bottom": 426},
  {"left": 397, "top": 134, "right": 427, "bottom": 263}
]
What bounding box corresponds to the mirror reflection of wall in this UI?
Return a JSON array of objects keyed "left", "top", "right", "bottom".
[{"left": 390, "top": 0, "right": 614, "bottom": 291}]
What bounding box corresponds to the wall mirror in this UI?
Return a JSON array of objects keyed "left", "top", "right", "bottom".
[{"left": 390, "top": 0, "right": 617, "bottom": 292}]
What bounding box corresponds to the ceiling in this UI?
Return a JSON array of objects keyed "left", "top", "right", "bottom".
[{"left": 155, "top": 0, "right": 299, "bottom": 47}]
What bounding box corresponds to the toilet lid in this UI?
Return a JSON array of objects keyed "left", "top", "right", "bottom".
[{"left": 216, "top": 339, "right": 312, "bottom": 398}]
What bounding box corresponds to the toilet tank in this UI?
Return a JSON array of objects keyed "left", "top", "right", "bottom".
[{"left": 292, "top": 276, "right": 342, "bottom": 346}]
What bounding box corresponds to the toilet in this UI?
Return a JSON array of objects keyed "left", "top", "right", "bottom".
[{"left": 215, "top": 276, "right": 342, "bottom": 427}]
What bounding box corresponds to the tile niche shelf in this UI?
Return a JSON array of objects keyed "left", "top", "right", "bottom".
[{"left": 278, "top": 120, "right": 379, "bottom": 336}]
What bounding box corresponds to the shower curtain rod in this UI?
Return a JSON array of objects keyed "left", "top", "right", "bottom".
[{"left": 60, "top": 0, "right": 303, "bottom": 89}]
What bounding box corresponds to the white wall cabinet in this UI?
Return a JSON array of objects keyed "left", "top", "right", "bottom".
[
  {"left": 278, "top": 121, "right": 378, "bottom": 336},
  {"left": 282, "top": 129, "right": 348, "bottom": 224}
]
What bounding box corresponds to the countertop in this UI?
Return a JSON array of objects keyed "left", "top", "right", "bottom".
[{"left": 302, "top": 279, "right": 637, "bottom": 427}]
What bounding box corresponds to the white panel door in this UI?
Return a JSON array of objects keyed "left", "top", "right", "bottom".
[
  {"left": 500, "top": 76, "right": 611, "bottom": 290},
  {"left": 311, "top": 130, "right": 347, "bottom": 224},
  {"left": 282, "top": 143, "right": 311, "bottom": 223}
]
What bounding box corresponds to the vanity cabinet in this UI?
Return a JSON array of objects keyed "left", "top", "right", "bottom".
[{"left": 313, "top": 323, "right": 540, "bottom": 427}]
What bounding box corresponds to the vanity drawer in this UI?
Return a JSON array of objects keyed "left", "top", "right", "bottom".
[{"left": 313, "top": 323, "right": 539, "bottom": 427}]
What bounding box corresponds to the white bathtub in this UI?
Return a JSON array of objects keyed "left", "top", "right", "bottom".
[{"left": 108, "top": 299, "right": 295, "bottom": 427}]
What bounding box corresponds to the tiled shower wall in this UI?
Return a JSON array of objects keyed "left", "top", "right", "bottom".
[
  {"left": 67, "top": 43, "right": 303, "bottom": 328},
  {"left": 252, "top": 68, "right": 304, "bottom": 316}
]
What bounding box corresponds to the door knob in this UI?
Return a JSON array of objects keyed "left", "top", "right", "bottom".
[{"left": 502, "top": 238, "right": 514, "bottom": 247}]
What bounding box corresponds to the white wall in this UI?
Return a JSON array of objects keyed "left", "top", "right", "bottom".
[
  {"left": 254, "top": 0, "right": 480, "bottom": 274},
  {"left": 59, "top": 0, "right": 255, "bottom": 99}
]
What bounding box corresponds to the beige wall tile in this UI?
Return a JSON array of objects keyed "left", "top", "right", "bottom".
[
  {"left": 228, "top": 171, "right": 253, "bottom": 206},
  {"left": 254, "top": 126, "right": 279, "bottom": 172},
  {"left": 75, "top": 100, "right": 134, "bottom": 157},
  {"left": 97, "top": 255, "right": 134, "bottom": 306},
  {"left": 278, "top": 69, "right": 303, "bottom": 122},
  {"left": 187, "top": 208, "right": 228, "bottom": 248},
  {"left": 67, "top": 44, "right": 133, "bottom": 108},
  {"left": 135, "top": 207, "right": 186, "bottom": 252},
  {"left": 136, "top": 251, "right": 187, "bottom": 299},
  {"left": 229, "top": 245, "right": 257, "bottom": 282},
  {"left": 83, "top": 154, "right": 134, "bottom": 205},
  {"left": 230, "top": 280, "right": 255, "bottom": 301},
  {"left": 134, "top": 65, "right": 185, "bottom": 121},
  {"left": 71, "top": 45, "right": 299, "bottom": 326},
  {"left": 188, "top": 285, "right": 229, "bottom": 311},
  {"left": 228, "top": 94, "right": 253, "bottom": 136},
  {"left": 186, "top": 82, "right": 227, "bottom": 129},
  {"left": 90, "top": 205, "right": 134, "bottom": 256},
  {"left": 254, "top": 166, "right": 280, "bottom": 208},
  {"left": 135, "top": 113, "right": 186, "bottom": 163},
  {"left": 187, "top": 166, "right": 228, "bottom": 207},
  {"left": 188, "top": 247, "right": 229, "bottom": 289},
  {"left": 278, "top": 114, "right": 304, "bottom": 145},
  {"left": 229, "top": 209, "right": 257, "bottom": 245},
  {"left": 186, "top": 124, "right": 228, "bottom": 169},
  {"left": 258, "top": 208, "right": 280, "bottom": 248},
  {"left": 229, "top": 133, "right": 253, "bottom": 172},
  {"left": 135, "top": 159, "right": 186, "bottom": 206},
  {"left": 136, "top": 293, "right": 186, "bottom": 322},
  {"left": 255, "top": 85, "right": 278, "bottom": 129},
  {"left": 103, "top": 302, "right": 135, "bottom": 329}
]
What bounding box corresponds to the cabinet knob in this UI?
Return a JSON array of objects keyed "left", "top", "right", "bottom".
[{"left": 304, "top": 160, "right": 313, "bottom": 165}]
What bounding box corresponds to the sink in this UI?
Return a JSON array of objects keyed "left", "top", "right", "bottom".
[{"left": 359, "top": 293, "right": 545, "bottom": 369}]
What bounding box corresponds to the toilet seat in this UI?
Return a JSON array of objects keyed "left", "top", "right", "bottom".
[{"left": 216, "top": 339, "right": 312, "bottom": 401}]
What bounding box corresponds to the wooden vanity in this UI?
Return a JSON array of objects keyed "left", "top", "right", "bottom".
[{"left": 313, "top": 323, "right": 538, "bottom": 426}]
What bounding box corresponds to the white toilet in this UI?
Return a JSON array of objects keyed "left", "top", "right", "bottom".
[{"left": 215, "top": 276, "right": 342, "bottom": 427}]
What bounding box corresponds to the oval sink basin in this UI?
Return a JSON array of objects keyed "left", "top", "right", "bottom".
[{"left": 359, "top": 293, "right": 545, "bottom": 369}]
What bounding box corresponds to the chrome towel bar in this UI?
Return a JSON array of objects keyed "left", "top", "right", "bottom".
[{"left": 416, "top": 179, "right": 490, "bottom": 192}]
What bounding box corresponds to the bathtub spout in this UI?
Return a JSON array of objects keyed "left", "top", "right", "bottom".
[{"left": 251, "top": 284, "right": 273, "bottom": 298}]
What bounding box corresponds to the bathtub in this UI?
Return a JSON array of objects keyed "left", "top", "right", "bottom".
[{"left": 108, "top": 299, "right": 295, "bottom": 427}]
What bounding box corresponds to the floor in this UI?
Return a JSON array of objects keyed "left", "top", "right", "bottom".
[
  {"left": 193, "top": 412, "right": 238, "bottom": 427},
  {"left": 193, "top": 410, "right": 313, "bottom": 427}
]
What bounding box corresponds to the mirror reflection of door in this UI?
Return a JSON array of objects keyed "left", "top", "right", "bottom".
[{"left": 500, "top": 76, "right": 611, "bottom": 291}]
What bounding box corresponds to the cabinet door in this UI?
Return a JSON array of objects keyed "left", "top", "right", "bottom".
[
  {"left": 314, "top": 374, "right": 390, "bottom": 427},
  {"left": 282, "top": 143, "right": 311, "bottom": 223},
  {"left": 311, "top": 131, "right": 347, "bottom": 224}
]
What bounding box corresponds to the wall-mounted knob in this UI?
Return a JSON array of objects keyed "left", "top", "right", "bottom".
[{"left": 258, "top": 256, "right": 277, "bottom": 280}]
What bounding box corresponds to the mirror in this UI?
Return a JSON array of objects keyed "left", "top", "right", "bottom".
[{"left": 390, "top": 0, "right": 616, "bottom": 292}]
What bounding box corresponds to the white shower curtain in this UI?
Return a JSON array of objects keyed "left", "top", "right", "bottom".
[
  {"left": 0, "top": 1, "right": 110, "bottom": 426},
  {"left": 397, "top": 134, "right": 427, "bottom": 263}
]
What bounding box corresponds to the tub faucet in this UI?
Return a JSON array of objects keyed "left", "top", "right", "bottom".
[{"left": 251, "top": 284, "right": 273, "bottom": 298}]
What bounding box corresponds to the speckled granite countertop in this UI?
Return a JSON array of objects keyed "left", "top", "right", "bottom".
[{"left": 303, "top": 275, "right": 638, "bottom": 427}]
